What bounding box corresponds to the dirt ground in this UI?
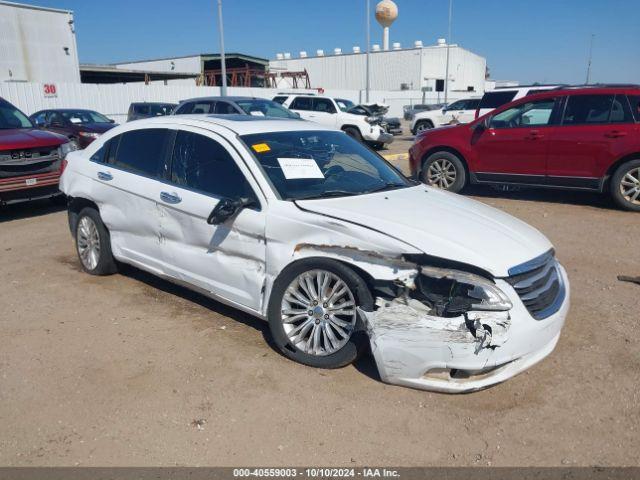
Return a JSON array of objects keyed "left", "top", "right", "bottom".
[{"left": 1, "top": 125, "right": 639, "bottom": 467}]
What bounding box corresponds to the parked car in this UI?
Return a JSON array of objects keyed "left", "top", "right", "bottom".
[
  {"left": 173, "top": 96, "right": 299, "bottom": 119},
  {"left": 127, "top": 102, "right": 177, "bottom": 122},
  {"left": 276, "top": 94, "right": 394, "bottom": 148},
  {"left": 60, "top": 115, "right": 569, "bottom": 393},
  {"left": 403, "top": 103, "right": 440, "bottom": 121},
  {"left": 348, "top": 103, "right": 403, "bottom": 136},
  {"left": 0, "top": 98, "right": 73, "bottom": 205},
  {"left": 475, "top": 85, "right": 562, "bottom": 119},
  {"left": 409, "top": 85, "right": 640, "bottom": 211},
  {"left": 411, "top": 97, "right": 481, "bottom": 134},
  {"left": 30, "top": 109, "right": 117, "bottom": 149}
]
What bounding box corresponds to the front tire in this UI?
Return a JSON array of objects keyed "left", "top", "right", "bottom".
[
  {"left": 74, "top": 207, "right": 118, "bottom": 275},
  {"left": 611, "top": 160, "right": 640, "bottom": 212},
  {"left": 267, "top": 258, "right": 372, "bottom": 369},
  {"left": 343, "top": 126, "right": 363, "bottom": 143},
  {"left": 421, "top": 151, "right": 467, "bottom": 193},
  {"left": 414, "top": 120, "right": 434, "bottom": 135}
]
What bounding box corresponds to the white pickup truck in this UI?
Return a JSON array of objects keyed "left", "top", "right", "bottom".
[{"left": 274, "top": 95, "right": 394, "bottom": 148}]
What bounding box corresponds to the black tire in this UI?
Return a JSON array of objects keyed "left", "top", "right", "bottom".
[
  {"left": 421, "top": 150, "right": 467, "bottom": 193},
  {"left": 267, "top": 258, "right": 373, "bottom": 369},
  {"left": 610, "top": 160, "right": 640, "bottom": 212},
  {"left": 74, "top": 207, "right": 118, "bottom": 275},
  {"left": 343, "top": 126, "right": 363, "bottom": 143},
  {"left": 413, "top": 120, "right": 434, "bottom": 135}
]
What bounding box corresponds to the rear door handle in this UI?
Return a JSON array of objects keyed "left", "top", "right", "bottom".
[
  {"left": 605, "top": 130, "right": 628, "bottom": 138},
  {"left": 97, "top": 171, "right": 113, "bottom": 181},
  {"left": 160, "top": 191, "right": 182, "bottom": 204}
]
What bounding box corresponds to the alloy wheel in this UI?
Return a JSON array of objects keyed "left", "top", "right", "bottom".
[
  {"left": 280, "top": 270, "right": 357, "bottom": 356},
  {"left": 427, "top": 158, "right": 457, "bottom": 189},
  {"left": 77, "top": 216, "right": 101, "bottom": 270},
  {"left": 620, "top": 167, "right": 640, "bottom": 205}
]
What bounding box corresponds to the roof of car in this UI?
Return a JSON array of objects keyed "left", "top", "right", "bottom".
[
  {"left": 178, "top": 96, "right": 261, "bottom": 104},
  {"left": 128, "top": 114, "right": 330, "bottom": 135}
]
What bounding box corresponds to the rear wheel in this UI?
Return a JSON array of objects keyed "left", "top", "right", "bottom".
[
  {"left": 421, "top": 151, "right": 467, "bottom": 193},
  {"left": 611, "top": 160, "right": 640, "bottom": 211},
  {"left": 267, "top": 258, "right": 372, "bottom": 369},
  {"left": 343, "top": 126, "right": 363, "bottom": 143},
  {"left": 74, "top": 207, "right": 118, "bottom": 275}
]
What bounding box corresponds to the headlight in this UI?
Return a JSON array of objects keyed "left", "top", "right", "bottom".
[
  {"left": 365, "top": 116, "right": 382, "bottom": 124},
  {"left": 79, "top": 131, "right": 100, "bottom": 139},
  {"left": 420, "top": 266, "right": 513, "bottom": 312},
  {"left": 59, "top": 141, "right": 77, "bottom": 158}
]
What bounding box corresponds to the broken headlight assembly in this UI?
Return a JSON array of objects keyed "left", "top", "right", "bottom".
[{"left": 414, "top": 266, "right": 512, "bottom": 317}]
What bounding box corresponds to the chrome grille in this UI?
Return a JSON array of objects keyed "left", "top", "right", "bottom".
[
  {"left": 0, "top": 147, "right": 61, "bottom": 178},
  {"left": 506, "top": 250, "right": 565, "bottom": 320}
]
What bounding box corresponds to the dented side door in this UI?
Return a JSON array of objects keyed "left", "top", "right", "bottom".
[{"left": 158, "top": 125, "right": 267, "bottom": 311}]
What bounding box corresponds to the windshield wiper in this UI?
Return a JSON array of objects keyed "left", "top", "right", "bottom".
[
  {"left": 363, "top": 182, "right": 407, "bottom": 194},
  {"left": 292, "top": 190, "right": 361, "bottom": 201}
]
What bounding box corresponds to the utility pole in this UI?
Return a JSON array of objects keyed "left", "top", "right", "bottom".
[
  {"left": 366, "top": 0, "right": 371, "bottom": 102},
  {"left": 217, "top": 0, "right": 227, "bottom": 96},
  {"left": 444, "top": 0, "right": 452, "bottom": 105},
  {"left": 585, "top": 34, "right": 595, "bottom": 85}
]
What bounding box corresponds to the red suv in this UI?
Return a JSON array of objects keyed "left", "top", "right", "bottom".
[
  {"left": 0, "top": 98, "right": 72, "bottom": 205},
  {"left": 409, "top": 85, "right": 640, "bottom": 211}
]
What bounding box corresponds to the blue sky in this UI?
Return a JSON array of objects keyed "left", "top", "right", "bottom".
[{"left": 18, "top": 0, "right": 640, "bottom": 84}]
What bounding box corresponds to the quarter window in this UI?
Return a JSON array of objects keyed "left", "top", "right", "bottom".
[
  {"left": 609, "top": 95, "right": 634, "bottom": 123},
  {"left": 628, "top": 95, "right": 640, "bottom": 122},
  {"left": 171, "top": 130, "right": 255, "bottom": 200},
  {"left": 562, "top": 95, "right": 614, "bottom": 125},
  {"left": 490, "top": 99, "right": 556, "bottom": 128},
  {"left": 112, "top": 129, "right": 172, "bottom": 178}
]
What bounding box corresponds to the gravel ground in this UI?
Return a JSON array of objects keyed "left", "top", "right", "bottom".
[{"left": 0, "top": 124, "right": 639, "bottom": 466}]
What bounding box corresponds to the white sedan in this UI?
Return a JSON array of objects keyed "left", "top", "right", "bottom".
[{"left": 60, "top": 114, "right": 569, "bottom": 393}]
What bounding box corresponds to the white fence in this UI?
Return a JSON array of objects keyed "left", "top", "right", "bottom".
[{"left": 0, "top": 81, "right": 478, "bottom": 122}]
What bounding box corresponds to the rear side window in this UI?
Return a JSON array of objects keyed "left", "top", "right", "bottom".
[
  {"left": 479, "top": 91, "right": 517, "bottom": 110},
  {"left": 562, "top": 95, "right": 614, "bottom": 125},
  {"left": 290, "top": 97, "right": 313, "bottom": 111},
  {"left": 272, "top": 96, "right": 288, "bottom": 105},
  {"left": 174, "top": 103, "right": 194, "bottom": 115},
  {"left": 171, "top": 130, "right": 255, "bottom": 200},
  {"left": 628, "top": 96, "right": 640, "bottom": 122},
  {"left": 112, "top": 129, "right": 172, "bottom": 178}
]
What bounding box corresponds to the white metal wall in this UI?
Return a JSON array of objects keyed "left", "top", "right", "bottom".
[
  {"left": 0, "top": 2, "right": 80, "bottom": 83},
  {"left": 0, "top": 81, "right": 478, "bottom": 122}
]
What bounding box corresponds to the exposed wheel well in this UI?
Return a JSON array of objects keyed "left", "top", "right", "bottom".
[
  {"left": 415, "top": 119, "right": 434, "bottom": 128},
  {"left": 419, "top": 146, "right": 469, "bottom": 177},
  {"left": 67, "top": 197, "right": 100, "bottom": 233},
  {"left": 604, "top": 153, "right": 640, "bottom": 191},
  {"left": 341, "top": 124, "right": 362, "bottom": 134}
]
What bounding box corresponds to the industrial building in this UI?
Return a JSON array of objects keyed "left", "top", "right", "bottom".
[
  {"left": 0, "top": 1, "right": 80, "bottom": 83},
  {"left": 269, "top": 40, "right": 487, "bottom": 93}
]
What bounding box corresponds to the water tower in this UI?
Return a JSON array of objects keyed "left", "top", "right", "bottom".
[{"left": 375, "top": 0, "right": 398, "bottom": 51}]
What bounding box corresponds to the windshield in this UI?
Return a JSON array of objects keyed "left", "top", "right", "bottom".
[
  {"left": 61, "top": 110, "right": 111, "bottom": 124},
  {"left": 335, "top": 99, "right": 355, "bottom": 112},
  {"left": 236, "top": 99, "right": 299, "bottom": 119},
  {"left": 0, "top": 101, "right": 33, "bottom": 129},
  {"left": 241, "top": 130, "right": 410, "bottom": 201}
]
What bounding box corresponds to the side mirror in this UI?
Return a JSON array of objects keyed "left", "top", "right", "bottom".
[
  {"left": 108, "top": 119, "right": 115, "bottom": 123},
  {"left": 207, "top": 197, "right": 256, "bottom": 225}
]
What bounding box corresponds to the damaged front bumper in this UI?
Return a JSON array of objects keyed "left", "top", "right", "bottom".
[{"left": 359, "top": 266, "right": 570, "bottom": 393}]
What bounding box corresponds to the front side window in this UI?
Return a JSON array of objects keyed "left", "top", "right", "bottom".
[
  {"left": 241, "top": 130, "right": 410, "bottom": 201},
  {"left": 446, "top": 100, "right": 466, "bottom": 111},
  {"left": 171, "top": 130, "right": 255, "bottom": 200},
  {"left": 313, "top": 99, "right": 337, "bottom": 114},
  {"left": 214, "top": 101, "right": 238, "bottom": 115},
  {"left": 562, "top": 95, "right": 614, "bottom": 125},
  {"left": 112, "top": 128, "right": 172, "bottom": 177},
  {"left": 490, "top": 99, "right": 556, "bottom": 128},
  {"left": 335, "top": 99, "right": 355, "bottom": 112},
  {"left": 290, "top": 97, "right": 313, "bottom": 111}
]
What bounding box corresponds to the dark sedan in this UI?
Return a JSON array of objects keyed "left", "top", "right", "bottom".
[{"left": 30, "top": 109, "right": 117, "bottom": 149}]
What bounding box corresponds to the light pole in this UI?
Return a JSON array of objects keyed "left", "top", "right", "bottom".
[
  {"left": 585, "top": 34, "right": 595, "bottom": 85},
  {"left": 217, "top": 0, "right": 227, "bottom": 96},
  {"left": 366, "top": 0, "right": 371, "bottom": 102},
  {"left": 444, "top": 0, "right": 452, "bottom": 105}
]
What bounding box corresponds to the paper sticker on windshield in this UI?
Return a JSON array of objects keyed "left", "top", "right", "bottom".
[
  {"left": 252, "top": 143, "right": 271, "bottom": 153},
  {"left": 249, "top": 111, "right": 265, "bottom": 117},
  {"left": 277, "top": 158, "right": 324, "bottom": 180}
]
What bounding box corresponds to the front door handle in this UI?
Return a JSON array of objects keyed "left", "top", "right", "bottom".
[
  {"left": 160, "top": 191, "right": 182, "bottom": 204},
  {"left": 605, "top": 130, "right": 628, "bottom": 138},
  {"left": 97, "top": 171, "right": 113, "bottom": 181},
  {"left": 525, "top": 130, "right": 544, "bottom": 140}
]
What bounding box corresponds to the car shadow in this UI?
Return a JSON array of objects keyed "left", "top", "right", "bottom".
[
  {"left": 0, "top": 198, "right": 66, "bottom": 223},
  {"left": 463, "top": 185, "right": 617, "bottom": 210},
  {"left": 115, "top": 263, "right": 277, "bottom": 349}
]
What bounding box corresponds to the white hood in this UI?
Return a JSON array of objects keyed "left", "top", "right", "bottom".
[{"left": 296, "top": 186, "right": 552, "bottom": 277}]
